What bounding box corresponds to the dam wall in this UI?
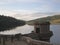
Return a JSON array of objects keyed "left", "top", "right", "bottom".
[{"left": 0, "top": 34, "right": 53, "bottom": 45}]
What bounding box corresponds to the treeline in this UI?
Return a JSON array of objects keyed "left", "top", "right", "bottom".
[
  {"left": 27, "top": 15, "right": 60, "bottom": 25},
  {"left": 0, "top": 15, "right": 26, "bottom": 31}
]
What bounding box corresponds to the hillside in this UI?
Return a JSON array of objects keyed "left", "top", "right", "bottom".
[
  {"left": 0, "top": 15, "right": 26, "bottom": 31},
  {"left": 27, "top": 15, "right": 60, "bottom": 25}
]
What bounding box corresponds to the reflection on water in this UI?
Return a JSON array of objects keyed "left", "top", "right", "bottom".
[
  {"left": 0, "top": 25, "right": 34, "bottom": 35},
  {"left": 0, "top": 24, "right": 60, "bottom": 44}
]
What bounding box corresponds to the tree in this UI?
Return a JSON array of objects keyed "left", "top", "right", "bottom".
[{"left": 0, "top": 15, "right": 26, "bottom": 31}]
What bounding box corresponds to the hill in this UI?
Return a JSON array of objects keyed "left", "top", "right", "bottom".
[
  {"left": 27, "top": 15, "right": 60, "bottom": 25},
  {"left": 0, "top": 15, "right": 26, "bottom": 31}
]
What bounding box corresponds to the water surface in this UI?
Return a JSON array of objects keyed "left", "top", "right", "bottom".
[
  {"left": 0, "top": 24, "right": 60, "bottom": 44},
  {"left": 50, "top": 25, "right": 60, "bottom": 44}
]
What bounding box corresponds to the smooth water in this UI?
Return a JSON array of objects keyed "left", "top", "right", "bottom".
[
  {"left": 0, "top": 24, "right": 60, "bottom": 44},
  {"left": 0, "top": 25, "right": 34, "bottom": 34},
  {"left": 50, "top": 25, "right": 60, "bottom": 44}
]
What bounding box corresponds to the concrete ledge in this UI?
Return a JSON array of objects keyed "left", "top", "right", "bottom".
[{"left": 22, "top": 36, "right": 53, "bottom": 45}]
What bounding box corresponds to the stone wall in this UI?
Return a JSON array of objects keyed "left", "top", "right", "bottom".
[
  {"left": 0, "top": 34, "right": 53, "bottom": 45},
  {"left": 22, "top": 36, "right": 53, "bottom": 45}
]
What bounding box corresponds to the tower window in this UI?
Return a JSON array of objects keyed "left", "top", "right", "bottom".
[{"left": 36, "top": 28, "right": 40, "bottom": 33}]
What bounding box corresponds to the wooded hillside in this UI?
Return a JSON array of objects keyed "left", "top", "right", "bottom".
[{"left": 0, "top": 15, "right": 26, "bottom": 31}]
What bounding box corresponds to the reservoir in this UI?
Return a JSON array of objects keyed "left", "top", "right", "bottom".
[{"left": 0, "top": 24, "right": 60, "bottom": 44}]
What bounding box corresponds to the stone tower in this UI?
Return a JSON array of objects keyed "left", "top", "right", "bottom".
[{"left": 34, "top": 22, "right": 53, "bottom": 42}]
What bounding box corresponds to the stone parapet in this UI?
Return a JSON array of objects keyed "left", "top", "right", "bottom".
[{"left": 0, "top": 34, "right": 53, "bottom": 45}]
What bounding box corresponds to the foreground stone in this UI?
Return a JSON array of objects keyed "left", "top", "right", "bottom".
[{"left": 0, "top": 35, "right": 52, "bottom": 45}]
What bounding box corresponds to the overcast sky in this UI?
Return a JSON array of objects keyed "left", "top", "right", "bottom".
[
  {"left": 0, "top": 0, "right": 60, "bottom": 34},
  {"left": 0, "top": 0, "right": 60, "bottom": 21}
]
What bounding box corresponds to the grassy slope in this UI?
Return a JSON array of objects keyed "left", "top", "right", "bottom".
[
  {"left": 27, "top": 15, "right": 60, "bottom": 25},
  {"left": 51, "top": 19, "right": 60, "bottom": 24}
]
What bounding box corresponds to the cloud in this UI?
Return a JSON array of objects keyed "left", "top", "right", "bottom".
[
  {"left": 0, "top": 0, "right": 41, "bottom": 4},
  {"left": 13, "top": 11, "right": 60, "bottom": 21},
  {"left": 0, "top": 0, "right": 60, "bottom": 5},
  {"left": 35, "top": 4, "right": 53, "bottom": 12},
  {"left": 0, "top": 9, "right": 35, "bottom": 15},
  {"left": 0, "top": 0, "right": 60, "bottom": 21},
  {"left": 0, "top": 9, "right": 40, "bottom": 21},
  {"left": 0, "top": 0, "right": 40, "bottom": 2},
  {"left": 0, "top": 0, "right": 58, "bottom": 4},
  {"left": 0, "top": 0, "right": 60, "bottom": 12},
  {"left": 13, "top": 12, "right": 53, "bottom": 21},
  {"left": 0, "top": 9, "right": 60, "bottom": 21},
  {"left": 0, "top": 9, "right": 16, "bottom": 16},
  {"left": 53, "top": 0, "right": 60, "bottom": 3}
]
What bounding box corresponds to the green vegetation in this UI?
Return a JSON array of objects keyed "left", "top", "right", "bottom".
[
  {"left": 27, "top": 15, "right": 60, "bottom": 25},
  {"left": 0, "top": 15, "right": 26, "bottom": 31}
]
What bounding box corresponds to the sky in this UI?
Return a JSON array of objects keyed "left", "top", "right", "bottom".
[
  {"left": 0, "top": 0, "right": 60, "bottom": 34},
  {"left": 0, "top": 0, "right": 60, "bottom": 21}
]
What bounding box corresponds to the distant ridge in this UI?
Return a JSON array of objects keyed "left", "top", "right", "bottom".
[{"left": 27, "top": 15, "right": 60, "bottom": 25}]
